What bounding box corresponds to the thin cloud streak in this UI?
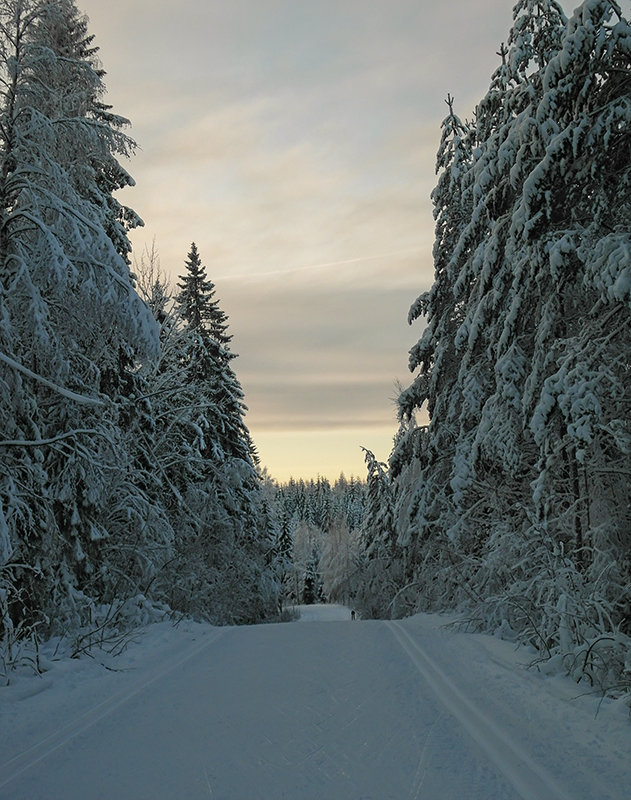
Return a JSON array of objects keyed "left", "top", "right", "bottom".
[{"left": 214, "top": 247, "right": 424, "bottom": 283}]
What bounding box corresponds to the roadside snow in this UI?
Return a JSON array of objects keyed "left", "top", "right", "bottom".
[{"left": 1, "top": 605, "right": 629, "bottom": 799}]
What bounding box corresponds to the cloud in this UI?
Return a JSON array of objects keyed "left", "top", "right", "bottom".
[
  {"left": 80, "top": 0, "right": 520, "bottom": 478},
  {"left": 126, "top": 96, "right": 434, "bottom": 286},
  {"left": 218, "top": 278, "right": 426, "bottom": 432},
  {"left": 213, "top": 248, "right": 423, "bottom": 283},
  {"left": 92, "top": 0, "right": 516, "bottom": 287}
]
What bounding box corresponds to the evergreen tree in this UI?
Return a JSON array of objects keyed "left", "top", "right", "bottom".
[
  {"left": 0, "top": 0, "right": 158, "bottom": 641},
  {"left": 176, "top": 242, "right": 253, "bottom": 463},
  {"left": 365, "top": 0, "right": 631, "bottom": 689},
  {"left": 355, "top": 448, "right": 401, "bottom": 618},
  {"left": 272, "top": 501, "right": 295, "bottom": 611},
  {"left": 157, "top": 242, "right": 277, "bottom": 624}
]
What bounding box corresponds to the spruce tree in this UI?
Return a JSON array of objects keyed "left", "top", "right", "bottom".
[
  {"left": 166, "top": 242, "right": 276, "bottom": 623},
  {"left": 365, "top": 0, "right": 631, "bottom": 688},
  {"left": 176, "top": 243, "right": 253, "bottom": 463},
  {"left": 0, "top": 0, "right": 158, "bottom": 639},
  {"left": 273, "top": 501, "right": 295, "bottom": 606},
  {"left": 355, "top": 448, "right": 401, "bottom": 618}
]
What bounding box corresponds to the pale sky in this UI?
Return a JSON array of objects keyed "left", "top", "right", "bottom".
[{"left": 79, "top": 0, "right": 519, "bottom": 482}]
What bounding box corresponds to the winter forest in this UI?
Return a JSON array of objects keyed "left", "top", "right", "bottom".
[{"left": 1, "top": 0, "right": 631, "bottom": 699}]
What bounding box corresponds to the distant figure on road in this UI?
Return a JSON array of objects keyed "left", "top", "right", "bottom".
[{"left": 351, "top": 610, "right": 356, "bottom": 621}]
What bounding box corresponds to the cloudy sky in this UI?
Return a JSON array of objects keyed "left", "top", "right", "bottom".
[{"left": 79, "top": 0, "right": 519, "bottom": 481}]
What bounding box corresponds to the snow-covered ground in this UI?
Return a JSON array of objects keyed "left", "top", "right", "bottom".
[
  {"left": 294, "top": 603, "right": 353, "bottom": 621},
  {"left": 1, "top": 604, "right": 629, "bottom": 799}
]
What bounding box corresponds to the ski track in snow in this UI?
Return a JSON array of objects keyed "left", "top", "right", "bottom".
[
  {"left": 0, "top": 629, "right": 226, "bottom": 792},
  {"left": 388, "top": 620, "right": 572, "bottom": 800},
  {"left": 1, "top": 606, "right": 629, "bottom": 799}
]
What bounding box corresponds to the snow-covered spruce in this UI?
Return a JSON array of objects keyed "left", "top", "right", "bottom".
[
  {"left": 0, "top": 3, "right": 279, "bottom": 671},
  {"left": 0, "top": 0, "right": 163, "bottom": 656},
  {"left": 133, "top": 243, "right": 279, "bottom": 625},
  {"left": 365, "top": 0, "right": 631, "bottom": 694}
]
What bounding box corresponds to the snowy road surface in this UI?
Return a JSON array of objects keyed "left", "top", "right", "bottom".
[{"left": 1, "top": 605, "right": 630, "bottom": 799}]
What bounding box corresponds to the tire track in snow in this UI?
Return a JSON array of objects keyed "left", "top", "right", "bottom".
[
  {"left": 388, "top": 620, "right": 573, "bottom": 800},
  {"left": 0, "top": 628, "right": 226, "bottom": 792}
]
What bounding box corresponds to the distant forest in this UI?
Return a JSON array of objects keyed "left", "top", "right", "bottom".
[{"left": 1, "top": 0, "right": 631, "bottom": 696}]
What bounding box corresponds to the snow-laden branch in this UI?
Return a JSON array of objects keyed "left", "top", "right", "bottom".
[
  {"left": 4, "top": 182, "right": 139, "bottom": 298},
  {"left": 0, "top": 428, "right": 104, "bottom": 447},
  {"left": 0, "top": 351, "right": 107, "bottom": 407}
]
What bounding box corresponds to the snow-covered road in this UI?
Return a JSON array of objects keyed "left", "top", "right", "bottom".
[{"left": 1, "top": 606, "right": 629, "bottom": 799}]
